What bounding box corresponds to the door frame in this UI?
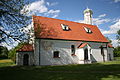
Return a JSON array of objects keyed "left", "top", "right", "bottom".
[{"left": 23, "top": 54, "right": 29, "bottom": 66}]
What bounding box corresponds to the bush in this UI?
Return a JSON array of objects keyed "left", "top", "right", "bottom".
[
  {"left": 0, "top": 46, "right": 8, "bottom": 58},
  {"left": 114, "top": 46, "right": 120, "bottom": 57},
  {"left": 8, "top": 49, "right": 16, "bottom": 62},
  {"left": 8, "top": 42, "right": 24, "bottom": 62}
]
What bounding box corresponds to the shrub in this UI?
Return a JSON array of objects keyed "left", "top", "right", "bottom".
[
  {"left": 8, "top": 49, "right": 16, "bottom": 62},
  {"left": 114, "top": 46, "right": 120, "bottom": 57},
  {"left": 8, "top": 42, "right": 24, "bottom": 62},
  {"left": 0, "top": 46, "right": 8, "bottom": 59}
]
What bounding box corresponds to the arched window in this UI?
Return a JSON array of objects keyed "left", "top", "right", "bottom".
[
  {"left": 84, "top": 48, "right": 88, "bottom": 60},
  {"left": 71, "top": 45, "right": 75, "bottom": 54}
]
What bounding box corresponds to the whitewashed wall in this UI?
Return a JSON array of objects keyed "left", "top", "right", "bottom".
[
  {"left": 77, "top": 44, "right": 91, "bottom": 64},
  {"left": 87, "top": 42, "right": 109, "bottom": 62},
  {"left": 16, "top": 52, "right": 34, "bottom": 65},
  {"left": 108, "top": 48, "right": 114, "bottom": 60},
  {"left": 40, "top": 39, "right": 81, "bottom": 65},
  {"left": 34, "top": 39, "right": 113, "bottom": 65},
  {"left": 34, "top": 39, "right": 40, "bottom": 65}
]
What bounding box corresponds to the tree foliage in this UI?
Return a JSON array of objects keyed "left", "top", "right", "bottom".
[
  {"left": 0, "top": 0, "right": 30, "bottom": 46},
  {"left": 114, "top": 46, "right": 120, "bottom": 57},
  {"left": 114, "top": 30, "right": 120, "bottom": 57},
  {"left": 116, "top": 30, "right": 120, "bottom": 44},
  {"left": 8, "top": 42, "right": 25, "bottom": 62},
  {"left": 0, "top": 46, "right": 8, "bottom": 59}
]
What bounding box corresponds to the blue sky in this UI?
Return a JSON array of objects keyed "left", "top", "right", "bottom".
[{"left": 24, "top": 0, "right": 120, "bottom": 47}]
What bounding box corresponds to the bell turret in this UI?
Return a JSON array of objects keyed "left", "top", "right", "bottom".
[{"left": 83, "top": 8, "right": 93, "bottom": 24}]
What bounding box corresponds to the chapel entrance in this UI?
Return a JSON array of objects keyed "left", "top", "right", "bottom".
[
  {"left": 23, "top": 54, "right": 29, "bottom": 66},
  {"left": 84, "top": 48, "right": 89, "bottom": 63}
]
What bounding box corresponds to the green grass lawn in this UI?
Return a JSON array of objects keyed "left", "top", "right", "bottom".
[
  {"left": 0, "top": 59, "right": 15, "bottom": 67},
  {"left": 0, "top": 58, "right": 120, "bottom": 80}
]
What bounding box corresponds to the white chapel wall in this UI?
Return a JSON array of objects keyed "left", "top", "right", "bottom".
[
  {"left": 34, "top": 39, "right": 110, "bottom": 65},
  {"left": 34, "top": 39, "right": 40, "bottom": 65},
  {"left": 87, "top": 42, "right": 108, "bottom": 62},
  {"left": 39, "top": 39, "right": 84, "bottom": 65}
]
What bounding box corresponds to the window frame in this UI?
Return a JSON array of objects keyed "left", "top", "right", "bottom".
[
  {"left": 84, "top": 48, "right": 89, "bottom": 60},
  {"left": 71, "top": 45, "right": 76, "bottom": 56},
  {"left": 84, "top": 27, "right": 92, "bottom": 34},
  {"left": 61, "top": 24, "right": 70, "bottom": 31},
  {"left": 53, "top": 51, "right": 60, "bottom": 58}
]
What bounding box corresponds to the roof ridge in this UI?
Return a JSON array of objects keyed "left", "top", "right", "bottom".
[{"left": 32, "top": 15, "right": 97, "bottom": 27}]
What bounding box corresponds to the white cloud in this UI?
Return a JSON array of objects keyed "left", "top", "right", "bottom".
[
  {"left": 98, "top": 14, "right": 106, "bottom": 18},
  {"left": 44, "top": 9, "right": 60, "bottom": 18},
  {"left": 47, "top": 10, "right": 60, "bottom": 14},
  {"left": 27, "top": 0, "right": 48, "bottom": 14},
  {"left": 52, "top": 15, "right": 58, "bottom": 18},
  {"left": 102, "top": 19, "right": 120, "bottom": 35},
  {"left": 22, "top": 0, "right": 60, "bottom": 18},
  {"left": 75, "top": 20, "right": 84, "bottom": 23},
  {"left": 46, "top": 2, "right": 58, "bottom": 6},
  {"left": 46, "top": 2, "right": 50, "bottom": 6},
  {"left": 111, "top": 39, "right": 119, "bottom": 47},
  {"left": 93, "top": 14, "right": 111, "bottom": 25},
  {"left": 114, "top": 0, "right": 120, "bottom": 3},
  {"left": 75, "top": 14, "right": 111, "bottom": 25},
  {"left": 93, "top": 18, "right": 111, "bottom": 25}
]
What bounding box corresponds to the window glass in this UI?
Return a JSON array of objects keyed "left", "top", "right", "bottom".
[
  {"left": 61, "top": 24, "right": 69, "bottom": 31},
  {"left": 84, "top": 27, "right": 92, "bottom": 33},
  {"left": 84, "top": 48, "right": 88, "bottom": 60},
  {"left": 71, "top": 45, "right": 75, "bottom": 54},
  {"left": 53, "top": 51, "right": 60, "bottom": 58}
]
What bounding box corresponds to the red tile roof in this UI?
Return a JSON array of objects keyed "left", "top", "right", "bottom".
[
  {"left": 108, "top": 43, "right": 114, "bottom": 48},
  {"left": 33, "top": 16, "right": 109, "bottom": 42},
  {"left": 17, "top": 44, "right": 33, "bottom": 52}
]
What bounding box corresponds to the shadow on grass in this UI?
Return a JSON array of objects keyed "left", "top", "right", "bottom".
[
  {"left": 0, "top": 57, "right": 8, "bottom": 60},
  {"left": 0, "top": 63, "right": 120, "bottom": 80}
]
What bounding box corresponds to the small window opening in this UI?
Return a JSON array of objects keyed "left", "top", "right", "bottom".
[
  {"left": 84, "top": 27, "right": 92, "bottom": 33},
  {"left": 61, "top": 24, "right": 70, "bottom": 31},
  {"left": 71, "top": 45, "right": 76, "bottom": 55},
  {"left": 53, "top": 51, "right": 60, "bottom": 58}
]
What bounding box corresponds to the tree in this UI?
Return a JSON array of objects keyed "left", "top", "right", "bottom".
[
  {"left": 116, "top": 30, "right": 120, "bottom": 44},
  {"left": 114, "top": 30, "right": 120, "bottom": 57},
  {"left": 0, "top": 0, "right": 30, "bottom": 46},
  {"left": 8, "top": 42, "right": 25, "bottom": 62},
  {"left": 0, "top": 46, "right": 8, "bottom": 58},
  {"left": 114, "top": 46, "right": 120, "bottom": 57}
]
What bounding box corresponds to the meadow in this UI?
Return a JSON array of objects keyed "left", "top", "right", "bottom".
[{"left": 0, "top": 58, "right": 120, "bottom": 80}]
